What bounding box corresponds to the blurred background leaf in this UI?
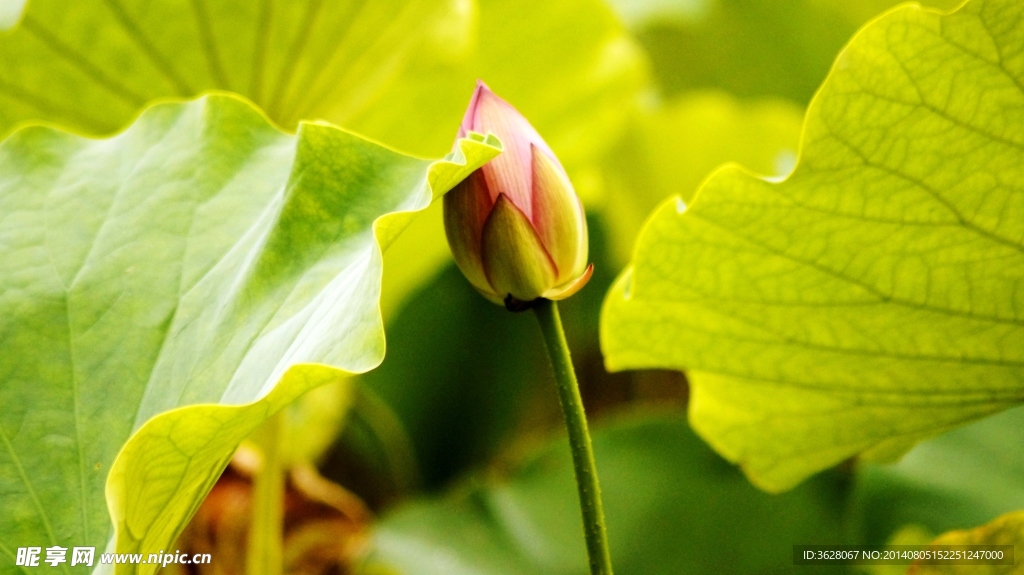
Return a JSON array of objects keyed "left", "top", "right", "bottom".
[
  {"left": 363, "top": 414, "right": 850, "bottom": 575},
  {"left": 853, "top": 406, "right": 1024, "bottom": 545},
  {"left": 598, "top": 91, "right": 803, "bottom": 263},
  {"left": 606, "top": 0, "right": 962, "bottom": 105},
  {"left": 276, "top": 382, "right": 356, "bottom": 467}
]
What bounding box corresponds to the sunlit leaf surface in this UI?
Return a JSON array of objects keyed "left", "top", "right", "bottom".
[
  {"left": 0, "top": 94, "right": 498, "bottom": 575},
  {"left": 602, "top": 0, "right": 1024, "bottom": 491}
]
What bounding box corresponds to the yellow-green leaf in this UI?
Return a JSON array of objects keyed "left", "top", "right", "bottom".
[
  {"left": 600, "top": 92, "right": 804, "bottom": 263},
  {"left": 0, "top": 0, "right": 645, "bottom": 163},
  {"left": 0, "top": 94, "right": 498, "bottom": 574},
  {"left": 910, "top": 510, "right": 1024, "bottom": 574},
  {"left": 0, "top": 0, "right": 469, "bottom": 137},
  {"left": 602, "top": 0, "right": 1024, "bottom": 491}
]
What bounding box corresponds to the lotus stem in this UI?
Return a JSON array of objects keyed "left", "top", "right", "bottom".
[{"left": 533, "top": 299, "right": 614, "bottom": 575}]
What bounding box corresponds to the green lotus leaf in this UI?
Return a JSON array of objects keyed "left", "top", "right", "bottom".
[
  {"left": 0, "top": 0, "right": 469, "bottom": 138},
  {"left": 0, "top": 93, "right": 499, "bottom": 575},
  {"left": 612, "top": 0, "right": 962, "bottom": 104},
  {"left": 602, "top": 0, "right": 1024, "bottom": 491},
  {"left": 361, "top": 414, "right": 848, "bottom": 574}
]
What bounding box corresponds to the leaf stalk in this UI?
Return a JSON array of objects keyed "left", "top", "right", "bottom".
[{"left": 247, "top": 411, "right": 285, "bottom": 575}]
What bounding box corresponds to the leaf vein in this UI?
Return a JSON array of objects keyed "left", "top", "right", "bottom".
[
  {"left": 688, "top": 211, "right": 1024, "bottom": 327},
  {"left": 188, "top": 0, "right": 231, "bottom": 89},
  {"left": 0, "top": 427, "right": 69, "bottom": 575},
  {"left": 100, "top": 0, "right": 195, "bottom": 96},
  {"left": 19, "top": 16, "right": 147, "bottom": 107}
]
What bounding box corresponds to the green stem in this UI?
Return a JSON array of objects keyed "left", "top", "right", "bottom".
[
  {"left": 247, "top": 411, "right": 284, "bottom": 575},
  {"left": 533, "top": 299, "right": 614, "bottom": 575}
]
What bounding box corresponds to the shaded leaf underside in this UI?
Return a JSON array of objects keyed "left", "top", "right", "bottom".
[
  {"left": 0, "top": 0, "right": 463, "bottom": 136},
  {"left": 0, "top": 0, "right": 646, "bottom": 166}
]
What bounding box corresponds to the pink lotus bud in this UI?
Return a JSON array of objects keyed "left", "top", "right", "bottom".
[{"left": 444, "top": 81, "right": 593, "bottom": 311}]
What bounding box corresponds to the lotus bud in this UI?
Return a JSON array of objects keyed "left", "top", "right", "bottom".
[{"left": 444, "top": 81, "right": 593, "bottom": 311}]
